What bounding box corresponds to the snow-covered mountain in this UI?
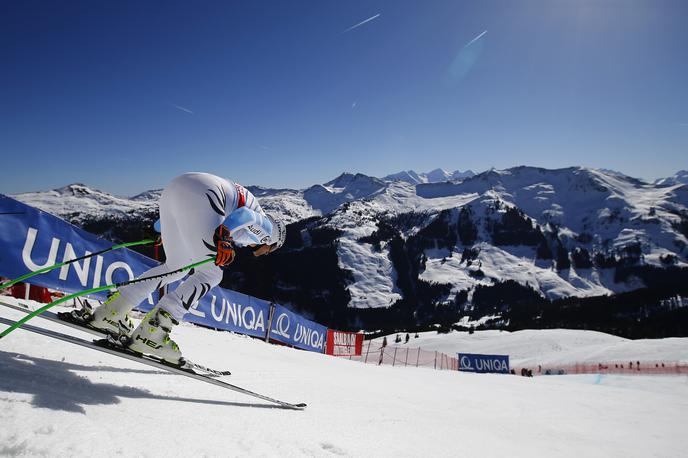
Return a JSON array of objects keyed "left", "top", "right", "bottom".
[
  {"left": 302, "top": 173, "right": 387, "bottom": 215},
  {"left": 655, "top": 170, "right": 688, "bottom": 187},
  {"left": 321, "top": 167, "right": 688, "bottom": 307},
  {"left": 15, "top": 183, "right": 159, "bottom": 225},
  {"left": 384, "top": 168, "right": 475, "bottom": 185},
  {"left": 246, "top": 186, "right": 318, "bottom": 224},
  {"left": 10, "top": 166, "right": 688, "bottom": 335},
  {"left": 15, "top": 182, "right": 315, "bottom": 227}
]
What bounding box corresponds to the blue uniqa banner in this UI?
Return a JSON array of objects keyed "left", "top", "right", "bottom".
[
  {"left": 182, "top": 288, "right": 272, "bottom": 339},
  {"left": 0, "top": 194, "right": 326, "bottom": 351},
  {"left": 458, "top": 353, "right": 510, "bottom": 374},
  {"left": 268, "top": 304, "right": 327, "bottom": 353},
  {"left": 0, "top": 194, "right": 158, "bottom": 301}
]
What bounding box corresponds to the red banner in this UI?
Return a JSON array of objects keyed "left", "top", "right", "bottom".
[{"left": 326, "top": 330, "right": 364, "bottom": 356}]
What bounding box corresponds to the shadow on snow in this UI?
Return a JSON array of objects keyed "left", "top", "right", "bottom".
[{"left": 0, "top": 351, "right": 284, "bottom": 413}]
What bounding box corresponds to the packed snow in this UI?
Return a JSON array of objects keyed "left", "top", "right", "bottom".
[{"left": 1, "top": 299, "right": 687, "bottom": 457}]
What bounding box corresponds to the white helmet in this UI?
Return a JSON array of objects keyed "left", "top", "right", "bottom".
[{"left": 267, "top": 214, "right": 286, "bottom": 250}]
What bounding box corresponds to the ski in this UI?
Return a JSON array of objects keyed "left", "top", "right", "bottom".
[
  {"left": 96, "top": 334, "right": 234, "bottom": 378},
  {"left": 0, "top": 300, "right": 232, "bottom": 378},
  {"left": 0, "top": 316, "right": 307, "bottom": 410},
  {"left": 174, "top": 358, "right": 231, "bottom": 378},
  {"left": 0, "top": 299, "right": 103, "bottom": 337}
]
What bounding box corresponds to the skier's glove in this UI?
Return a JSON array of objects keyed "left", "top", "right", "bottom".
[
  {"left": 214, "top": 225, "right": 235, "bottom": 267},
  {"left": 216, "top": 240, "right": 235, "bottom": 266}
]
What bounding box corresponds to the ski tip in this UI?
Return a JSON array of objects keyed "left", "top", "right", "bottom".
[{"left": 294, "top": 403, "right": 307, "bottom": 409}]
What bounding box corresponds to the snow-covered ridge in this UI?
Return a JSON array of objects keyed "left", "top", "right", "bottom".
[
  {"left": 10, "top": 166, "right": 688, "bottom": 313},
  {"left": 384, "top": 168, "right": 475, "bottom": 185},
  {"left": 13, "top": 182, "right": 316, "bottom": 226},
  {"left": 13, "top": 184, "right": 159, "bottom": 225},
  {"left": 302, "top": 173, "right": 387, "bottom": 214},
  {"left": 328, "top": 166, "right": 688, "bottom": 307},
  {"left": 655, "top": 170, "right": 688, "bottom": 187}
]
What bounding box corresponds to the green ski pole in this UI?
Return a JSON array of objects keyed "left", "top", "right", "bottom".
[
  {"left": 0, "top": 239, "right": 156, "bottom": 291},
  {"left": 0, "top": 257, "right": 215, "bottom": 339}
]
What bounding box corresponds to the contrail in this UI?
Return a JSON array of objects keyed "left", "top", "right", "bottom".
[
  {"left": 344, "top": 13, "right": 380, "bottom": 33},
  {"left": 464, "top": 30, "right": 487, "bottom": 48},
  {"left": 172, "top": 104, "right": 194, "bottom": 115}
]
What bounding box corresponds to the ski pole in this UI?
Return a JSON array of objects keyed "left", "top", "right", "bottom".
[
  {"left": 0, "top": 257, "right": 215, "bottom": 339},
  {"left": 0, "top": 239, "right": 156, "bottom": 292}
]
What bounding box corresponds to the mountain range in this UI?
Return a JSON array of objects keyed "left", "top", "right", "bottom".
[{"left": 11, "top": 167, "right": 688, "bottom": 337}]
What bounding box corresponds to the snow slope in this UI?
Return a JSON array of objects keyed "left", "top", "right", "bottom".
[
  {"left": 1, "top": 302, "right": 687, "bottom": 458},
  {"left": 372, "top": 329, "right": 688, "bottom": 367}
]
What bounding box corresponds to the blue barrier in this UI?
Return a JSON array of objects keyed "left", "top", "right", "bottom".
[
  {"left": 458, "top": 353, "right": 510, "bottom": 374},
  {"left": 268, "top": 304, "right": 327, "bottom": 353},
  {"left": 0, "top": 194, "right": 328, "bottom": 352},
  {"left": 0, "top": 194, "right": 157, "bottom": 300}
]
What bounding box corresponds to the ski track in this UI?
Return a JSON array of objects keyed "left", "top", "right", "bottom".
[{"left": 1, "top": 304, "right": 687, "bottom": 457}]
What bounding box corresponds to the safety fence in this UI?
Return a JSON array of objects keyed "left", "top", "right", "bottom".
[
  {"left": 337, "top": 339, "right": 688, "bottom": 376},
  {"left": 514, "top": 361, "right": 688, "bottom": 376},
  {"left": 346, "top": 341, "right": 459, "bottom": 371}
]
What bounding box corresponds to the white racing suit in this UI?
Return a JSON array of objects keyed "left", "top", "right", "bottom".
[{"left": 116, "top": 172, "right": 270, "bottom": 321}]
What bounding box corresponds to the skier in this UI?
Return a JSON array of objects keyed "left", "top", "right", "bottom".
[{"left": 66, "top": 172, "right": 286, "bottom": 364}]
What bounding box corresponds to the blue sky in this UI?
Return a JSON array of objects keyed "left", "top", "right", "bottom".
[{"left": 1, "top": 0, "right": 687, "bottom": 194}]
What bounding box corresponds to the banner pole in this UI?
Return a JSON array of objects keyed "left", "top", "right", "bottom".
[{"left": 265, "top": 303, "right": 275, "bottom": 343}]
